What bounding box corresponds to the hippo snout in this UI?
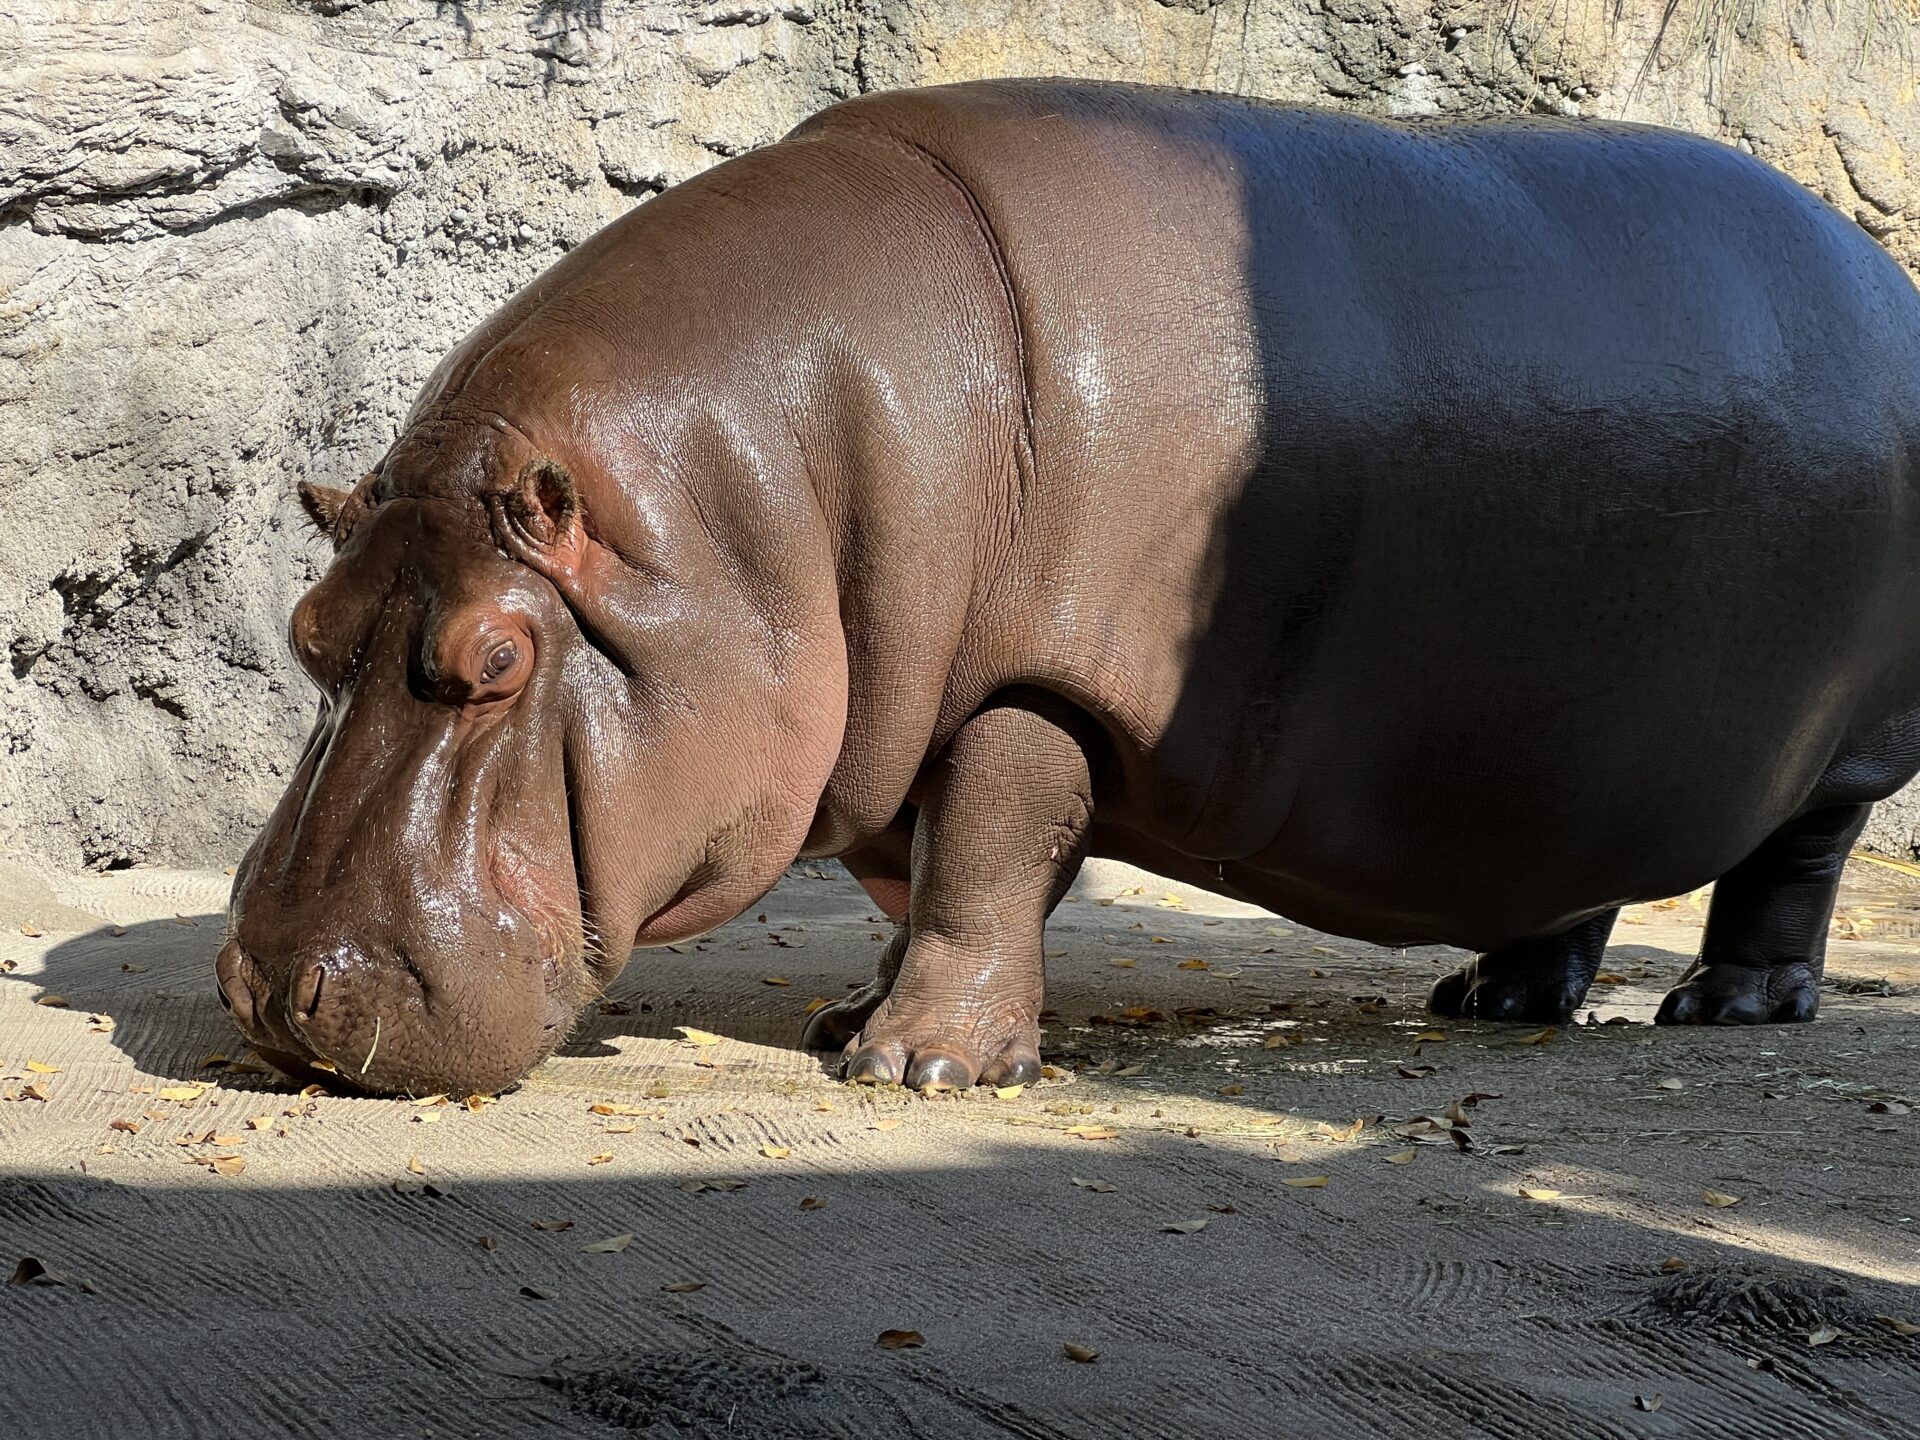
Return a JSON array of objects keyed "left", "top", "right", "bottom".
[{"left": 214, "top": 931, "right": 564, "bottom": 1097}]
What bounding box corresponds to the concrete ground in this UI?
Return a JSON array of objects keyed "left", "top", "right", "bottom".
[{"left": 3, "top": 856, "right": 1919, "bottom": 1439}]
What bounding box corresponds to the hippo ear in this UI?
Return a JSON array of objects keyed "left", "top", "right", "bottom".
[
  {"left": 297, "top": 481, "right": 352, "bottom": 539},
  {"left": 491, "top": 458, "right": 587, "bottom": 580}
]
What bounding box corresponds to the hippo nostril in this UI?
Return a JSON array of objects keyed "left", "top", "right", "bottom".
[{"left": 291, "top": 963, "right": 325, "bottom": 1022}]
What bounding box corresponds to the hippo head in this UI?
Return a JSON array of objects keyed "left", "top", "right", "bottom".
[{"left": 218, "top": 417, "right": 846, "bottom": 1096}]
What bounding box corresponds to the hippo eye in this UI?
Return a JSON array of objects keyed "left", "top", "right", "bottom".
[{"left": 480, "top": 641, "right": 519, "bottom": 683}]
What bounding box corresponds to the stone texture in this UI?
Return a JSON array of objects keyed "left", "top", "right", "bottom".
[{"left": 1, "top": 0, "right": 1916, "bottom": 868}]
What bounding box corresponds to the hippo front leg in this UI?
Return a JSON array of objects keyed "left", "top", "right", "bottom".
[{"left": 828, "top": 692, "right": 1094, "bottom": 1092}]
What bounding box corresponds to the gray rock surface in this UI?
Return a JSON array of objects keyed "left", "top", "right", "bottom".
[{"left": 2, "top": 0, "right": 1917, "bottom": 868}]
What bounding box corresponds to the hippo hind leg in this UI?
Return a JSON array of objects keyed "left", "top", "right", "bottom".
[
  {"left": 1428, "top": 908, "right": 1618, "bottom": 1023},
  {"left": 1656, "top": 802, "right": 1871, "bottom": 1026}
]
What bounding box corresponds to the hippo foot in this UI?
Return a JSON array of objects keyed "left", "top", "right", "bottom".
[
  {"left": 1428, "top": 957, "right": 1585, "bottom": 1023},
  {"left": 1655, "top": 961, "right": 1820, "bottom": 1025},
  {"left": 836, "top": 999, "right": 1042, "bottom": 1093}
]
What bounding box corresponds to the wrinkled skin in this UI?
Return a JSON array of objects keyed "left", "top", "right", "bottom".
[{"left": 223, "top": 80, "right": 1920, "bottom": 1096}]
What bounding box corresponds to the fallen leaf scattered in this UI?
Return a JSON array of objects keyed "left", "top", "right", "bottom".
[
  {"left": 1702, "top": 1189, "right": 1742, "bottom": 1209},
  {"left": 1065, "top": 1124, "right": 1119, "bottom": 1141},
  {"left": 877, "top": 1329, "right": 925, "bottom": 1349},
  {"left": 529, "top": 1219, "right": 574, "bottom": 1232},
  {"left": 1873, "top": 1315, "right": 1919, "bottom": 1337},
  {"left": 24, "top": 1061, "right": 59, "bottom": 1075},
  {"left": 1062, "top": 1343, "right": 1099, "bottom": 1363},
  {"left": 1281, "top": 1175, "right": 1330, "bottom": 1189},
  {"left": 870, "top": 1118, "right": 903, "bottom": 1132},
  {"left": 1383, "top": 1149, "right": 1417, "bottom": 1165},
  {"left": 581, "top": 1233, "right": 634, "bottom": 1254},
  {"left": 760, "top": 1144, "right": 791, "bottom": 1160},
  {"left": 675, "top": 1026, "right": 723, "bottom": 1047},
  {"left": 587, "top": 1152, "right": 614, "bottom": 1166},
  {"left": 1071, "top": 1176, "right": 1117, "bottom": 1193},
  {"left": 157, "top": 1085, "right": 205, "bottom": 1103},
  {"left": 1635, "top": 1395, "right": 1663, "bottom": 1413},
  {"left": 1161, "top": 1217, "right": 1210, "bottom": 1234},
  {"left": 1660, "top": 1257, "right": 1689, "bottom": 1273},
  {"left": 800, "top": 1196, "right": 826, "bottom": 1210},
  {"left": 1808, "top": 1325, "right": 1840, "bottom": 1347},
  {"left": 520, "top": 1285, "right": 555, "bottom": 1301},
  {"left": 1519, "top": 1188, "right": 1562, "bottom": 1202},
  {"left": 1511, "top": 1028, "right": 1557, "bottom": 1046},
  {"left": 662, "top": 1280, "right": 706, "bottom": 1293}
]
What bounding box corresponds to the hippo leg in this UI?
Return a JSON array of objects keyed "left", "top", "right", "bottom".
[
  {"left": 1657, "top": 803, "right": 1870, "bottom": 1025},
  {"left": 801, "top": 824, "right": 915, "bottom": 1054},
  {"left": 837, "top": 693, "right": 1094, "bottom": 1092},
  {"left": 1427, "top": 908, "right": 1618, "bottom": 1022}
]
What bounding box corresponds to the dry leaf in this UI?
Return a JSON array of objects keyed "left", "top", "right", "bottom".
[
  {"left": 19, "top": 922, "right": 44, "bottom": 938},
  {"left": 870, "top": 1118, "right": 903, "bottom": 1132},
  {"left": 804, "top": 996, "right": 834, "bottom": 1015},
  {"left": 520, "top": 1285, "right": 556, "bottom": 1301},
  {"left": 108, "top": 1118, "right": 140, "bottom": 1134},
  {"left": 1071, "top": 1176, "right": 1117, "bottom": 1193},
  {"left": 157, "top": 1085, "right": 205, "bottom": 1103},
  {"left": 1593, "top": 972, "right": 1629, "bottom": 985},
  {"left": 1397, "top": 1064, "right": 1437, "bottom": 1078},
  {"left": 529, "top": 1219, "right": 574, "bottom": 1231},
  {"left": 476, "top": 1235, "right": 498, "bottom": 1252},
  {"left": 1314, "top": 1119, "right": 1365, "bottom": 1143},
  {"left": 675, "top": 1026, "right": 723, "bottom": 1046},
  {"left": 761, "top": 976, "right": 791, "bottom": 986},
  {"left": 1635, "top": 1395, "right": 1663, "bottom": 1413},
  {"left": 662, "top": 1280, "right": 706, "bottom": 1293},
  {"left": 406, "top": 1156, "right": 426, "bottom": 1176},
  {"left": 1808, "top": 1325, "right": 1840, "bottom": 1347},
  {"left": 589, "top": 1102, "right": 652, "bottom": 1117},
  {"left": 1062, "top": 1343, "right": 1099, "bottom": 1363},
  {"left": 800, "top": 1196, "right": 827, "bottom": 1211},
  {"left": 1519, "top": 1188, "right": 1561, "bottom": 1201},
  {"left": 675, "top": 1178, "right": 747, "bottom": 1194},
  {"left": 247, "top": 1115, "right": 273, "bottom": 1130},
  {"left": 24, "top": 1061, "right": 59, "bottom": 1075},
  {"left": 995, "top": 1084, "right": 1026, "bottom": 1100},
  {"left": 204, "top": 1155, "right": 246, "bottom": 1177},
  {"left": 1411, "top": 1030, "right": 1447, "bottom": 1043},
  {"left": 581, "top": 1233, "right": 634, "bottom": 1254},
  {"left": 877, "top": 1329, "right": 925, "bottom": 1349},
  {"left": 1161, "top": 1217, "right": 1210, "bottom": 1234},
  {"left": 1281, "top": 1175, "right": 1330, "bottom": 1189},
  {"left": 7, "top": 1257, "right": 92, "bottom": 1292},
  {"left": 760, "top": 1144, "right": 791, "bottom": 1160},
  {"left": 1177, "top": 958, "right": 1210, "bottom": 971},
  {"left": 1511, "top": 1028, "right": 1557, "bottom": 1046},
  {"left": 1217, "top": 1084, "right": 1245, "bottom": 1097},
  {"left": 1660, "top": 1257, "right": 1689, "bottom": 1273},
  {"left": 1383, "top": 1149, "right": 1417, "bottom": 1165},
  {"left": 587, "top": 1152, "right": 614, "bottom": 1166},
  {"left": 1702, "top": 1189, "right": 1742, "bottom": 1208},
  {"left": 1872, "top": 1315, "right": 1919, "bottom": 1337},
  {"left": 1109, "top": 958, "right": 1136, "bottom": 969},
  {"left": 1656, "top": 1078, "right": 1684, "bottom": 1091},
  {"left": 1065, "top": 1124, "right": 1119, "bottom": 1141},
  {"left": 34, "top": 995, "right": 68, "bottom": 1008},
  {"left": 1868, "top": 1100, "right": 1910, "bottom": 1116}
]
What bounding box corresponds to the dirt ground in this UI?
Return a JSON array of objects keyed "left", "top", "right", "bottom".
[{"left": 3, "top": 855, "right": 1918, "bottom": 1440}]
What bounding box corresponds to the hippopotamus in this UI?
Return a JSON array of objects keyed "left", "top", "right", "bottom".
[{"left": 217, "top": 78, "right": 1920, "bottom": 1097}]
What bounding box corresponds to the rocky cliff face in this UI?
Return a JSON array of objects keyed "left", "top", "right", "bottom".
[{"left": 2, "top": 0, "right": 1916, "bottom": 868}]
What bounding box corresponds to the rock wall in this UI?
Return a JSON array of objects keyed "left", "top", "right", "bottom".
[{"left": 2, "top": 0, "right": 1917, "bottom": 869}]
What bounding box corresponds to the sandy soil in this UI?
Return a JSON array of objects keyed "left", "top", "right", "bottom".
[{"left": 3, "top": 856, "right": 1919, "bottom": 1439}]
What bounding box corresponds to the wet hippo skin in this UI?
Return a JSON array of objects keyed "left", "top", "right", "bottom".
[{"left": 218, "top": 80, "right": 1920, "bottom": 1096}]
